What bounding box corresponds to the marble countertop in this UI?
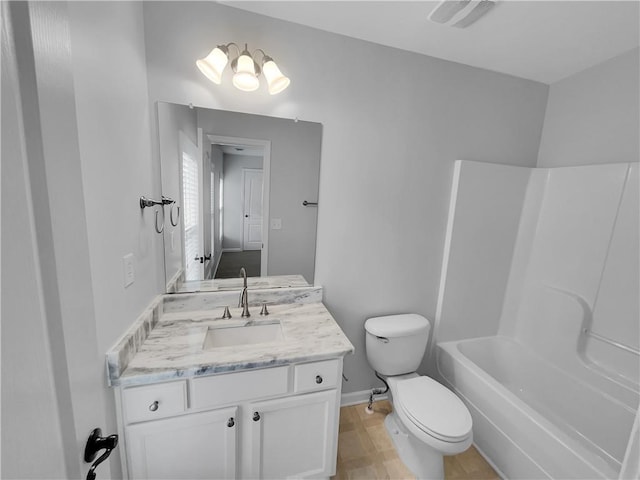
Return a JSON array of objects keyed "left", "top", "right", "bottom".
[{"left": 111, "top": 301, "right": 354, "bottom": 387}]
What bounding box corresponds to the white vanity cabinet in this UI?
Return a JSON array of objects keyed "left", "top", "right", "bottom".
[
  {"left": 125, "top": 407, "right": 238, "bottom": 479},
  {"left": 115, "top": 358, "right": 343, "bottom": 480},
  {"left": 248, "top": 390, "right": 337, "bottom": 479}
]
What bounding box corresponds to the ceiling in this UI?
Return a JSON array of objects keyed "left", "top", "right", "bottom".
[{"left": 221, "top": 1, "right": 639, "bottom": 84}]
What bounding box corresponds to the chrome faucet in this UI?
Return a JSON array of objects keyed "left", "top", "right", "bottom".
[{"left": 238, "top": 267, "right": 250, "bottom": 318}]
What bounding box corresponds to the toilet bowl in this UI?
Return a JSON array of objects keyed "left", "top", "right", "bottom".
[{"left": 364, "top": 314, "right": 473, "bottom": 479}]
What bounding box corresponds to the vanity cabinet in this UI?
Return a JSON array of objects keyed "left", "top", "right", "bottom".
[
  {"left": 248, "top": 390, "right": 337, "bottom": 479},
  {"left": 126, "top": 407, "right": 237, "bottom": 479},
  {"left": 115, "top": 359, "right": 342, "bottom": 480}
]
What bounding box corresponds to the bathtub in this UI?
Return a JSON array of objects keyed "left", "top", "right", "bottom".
[{"left": 437, "top": 336, "right": 639, "bottom": 479}]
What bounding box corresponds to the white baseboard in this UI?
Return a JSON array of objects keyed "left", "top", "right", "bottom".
[
  {"left": 341, "top": 389, "right": 388, "bottom": 407},
  {"left": 222, "top": 248, "right": 242, "bottom": 253}
]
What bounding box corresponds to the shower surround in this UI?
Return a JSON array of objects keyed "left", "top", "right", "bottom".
[{"left": 433, "top": 160, "right": 639, "bottom": 479}]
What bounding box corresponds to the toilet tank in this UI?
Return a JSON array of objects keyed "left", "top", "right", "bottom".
[{"left": 365, "top": 314, "right": 430, "bottom": 376}]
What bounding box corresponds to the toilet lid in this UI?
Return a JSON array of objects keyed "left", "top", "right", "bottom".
[{"left": 395, "top": 376, "right": 472, "bottom": 443}]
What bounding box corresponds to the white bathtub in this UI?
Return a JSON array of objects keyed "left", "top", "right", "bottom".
[{"left": 437, "top": 336, "right": 639, "bottom": 479}]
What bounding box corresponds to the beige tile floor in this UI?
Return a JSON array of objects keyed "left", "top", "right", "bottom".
[{"left": 332, "top": 401, "right": 500, "bottom": 480}]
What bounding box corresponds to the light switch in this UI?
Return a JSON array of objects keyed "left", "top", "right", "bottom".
[
  {"left": 123, "top": 254, "right": 135, "bottom": 287},
  {"left": 270, "top": 218, "right": 282, "bottom": 230}
]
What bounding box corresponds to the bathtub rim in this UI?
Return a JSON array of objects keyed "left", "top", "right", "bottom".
[{"left": 436, "top": 335, "right": 626, "bottom": 479}]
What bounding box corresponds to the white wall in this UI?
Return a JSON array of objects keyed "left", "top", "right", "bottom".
[
  {"left": 67, "top": 4, "right": 161, "bottom": 476},
  {"left": 68, "top": 0, "right": 161, "bottom": 358},
  {"left": 538, "top": 48, "right": 640, "bottom": 167},
  {"left": 142, "top": 2, "right": 548, "bottom": 392},
  {"left": 222, "top": 154, "right": 263, "bottom": 250}
]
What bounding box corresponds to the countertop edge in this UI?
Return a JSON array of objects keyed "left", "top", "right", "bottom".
[{"left": 110, "top": 347, "right": 355, "bottom": 387}]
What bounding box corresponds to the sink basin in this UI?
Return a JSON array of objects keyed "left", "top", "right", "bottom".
[{"left": 203, "top": 321, "right": 284, "bottom": 349}]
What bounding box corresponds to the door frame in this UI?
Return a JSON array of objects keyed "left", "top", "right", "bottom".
[{"left": 207, "top": 134, "right": 271, "bottom": 277}]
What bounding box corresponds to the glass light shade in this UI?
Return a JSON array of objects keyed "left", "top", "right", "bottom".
[
  {"left": 262, "top": 60, "right": 290, "bottom": 95},
  {"left": 196, "top": 47, "right": 228, "bottom": 84},
  {"left": 232, "top": 54, "right": 259, "bottom": 92}
]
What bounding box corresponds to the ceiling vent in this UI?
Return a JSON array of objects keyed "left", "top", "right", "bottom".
[{"left": 428, "top": 0, "right": 496, "bottom": 28}]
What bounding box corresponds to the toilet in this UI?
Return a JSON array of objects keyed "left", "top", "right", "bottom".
[{"left": 364, "top": 314, "right": 472, "bottom": 479}]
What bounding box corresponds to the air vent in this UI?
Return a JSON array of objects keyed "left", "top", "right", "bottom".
[{"left": 428, "top": 0, "right": 496, "bottom": 28}]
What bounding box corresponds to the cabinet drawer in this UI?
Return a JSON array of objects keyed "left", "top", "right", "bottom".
[
  {"left": 122, "top": 381, "right": 187, "bottom": 424},
  {"left": 293, "top": 359, "right": 339, "bottom": 393},
  {"left": 191, "top": 366, "right": 289, "bottom": 410}
]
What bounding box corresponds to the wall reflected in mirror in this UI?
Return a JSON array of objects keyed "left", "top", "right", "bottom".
[{"left": 157, "top": 103, "right": 322, "bottom": 293}]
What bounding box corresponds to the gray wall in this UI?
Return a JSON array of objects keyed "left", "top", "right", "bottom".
[
  {"left": 538, "top": 48, "right": 639, "bottom": 167},
  {"left": 222, "top": 154, "right": 264, "bottom": 250},
  {"left": 196, "top": 108, "right": 321, "bottom": 283},
  {"left": 143, "top": 2, "right": 549, "bottom": 393}
]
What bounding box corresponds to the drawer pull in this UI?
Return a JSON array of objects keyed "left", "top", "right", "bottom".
[
  {"left": 227, "top": 417, "right": 235, "bottom": 428},
  {"left": 315, "top": 375, "right": 323, "bottom": 384},
  {"left": 148, "top": 401, "right": 159, "bottom": 412},
  {"left": 253, "top": 412, "right": 261, "bottom": 422}
]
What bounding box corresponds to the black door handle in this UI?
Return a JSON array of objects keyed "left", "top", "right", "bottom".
[{"left": 84, "top": 428, "right": 118, "bottom": 480}]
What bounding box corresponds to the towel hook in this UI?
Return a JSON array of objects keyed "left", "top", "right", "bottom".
[
  {"left": 155, "top": 209, "right": 164, "bottom": 234},
  {"left": 170, "top": 204, "right": 180, "bottom": 227}
]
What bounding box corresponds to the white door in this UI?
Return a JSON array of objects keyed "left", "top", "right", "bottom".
[
  {"left": 126, "top": 407, "right": 237, "bottom": 479},
  {"left": 180, "top": 132, "right": 204, "bottom": 280},
  {"left": 242, "top": 168, "right": 263, "bottom": 251},
  {"left": 248, "top": 390, "right": 337, "bottom": 479}
]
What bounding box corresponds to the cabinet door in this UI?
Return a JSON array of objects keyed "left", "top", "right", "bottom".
[
  {"left": 126, "top": 407, "right": 237, "bottom": 479},
  {"left": 248, "top": 390, "right": 338, "bottom": 479}
]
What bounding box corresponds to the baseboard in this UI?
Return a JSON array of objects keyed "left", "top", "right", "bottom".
[
  {"left": 222, "top": 248, "right": 242, "bottom": 253},
  {"left": 341, "top": 389, "right": 388, "bottom": 407}
]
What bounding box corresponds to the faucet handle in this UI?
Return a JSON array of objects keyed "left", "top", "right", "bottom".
[{"left": 260, "top": 303, "right": 269, "bottom": 316}]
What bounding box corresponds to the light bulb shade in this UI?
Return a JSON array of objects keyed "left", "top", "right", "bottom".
[
  {"left": 196, "top": 47, "right": 229, "bottom": 84},
  {"left": 232, "top": 54, "right": 259, "bottom": 91},
  {"left": 262, "top": 60, "right": 290, "bottom": 95}
]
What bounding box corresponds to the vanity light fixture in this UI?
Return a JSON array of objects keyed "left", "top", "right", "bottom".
[{"left": 196, "top": 43, "right": 290, "bottom": 95}]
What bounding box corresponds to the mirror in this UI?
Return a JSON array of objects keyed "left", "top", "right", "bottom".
[{"left": 157, "top": 102, "right": 322, "bottom": 293}]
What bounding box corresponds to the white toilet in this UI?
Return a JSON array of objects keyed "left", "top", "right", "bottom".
[{"left": 364, "top": 314, "right": 472, "bottom": 479}]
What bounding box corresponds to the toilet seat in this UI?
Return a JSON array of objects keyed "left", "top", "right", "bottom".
[{"left": 394, "top": 376, "right": 472, "bottom": 443}]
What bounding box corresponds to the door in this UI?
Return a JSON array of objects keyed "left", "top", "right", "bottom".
[
  {"left": 248, "top": 390, "right": 337, "bottom": 479},
  {"left": 242, "top": 168, "right": 263, "bottom": 251},
  {"left": 180, "top": 132, "right": 204, "bottom": 280},
  {"left": 126, "top": 407, "right": 237, "bottom": 479}
]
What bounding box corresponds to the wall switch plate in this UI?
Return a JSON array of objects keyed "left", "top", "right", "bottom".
[
  {"left": 271, "top": 218, "right": 282, "bottom": 230},
  {"left": 123, "top": 254, "right": 135, "bottom": 287}
]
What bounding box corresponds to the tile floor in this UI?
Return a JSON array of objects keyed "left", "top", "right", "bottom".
[{"left": 332, "top": 400, "right": 500, "bottom": 480}]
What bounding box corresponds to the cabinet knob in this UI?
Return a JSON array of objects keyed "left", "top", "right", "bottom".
[
  {"left": 149, "top": 401, "right": 159, "bottom": 412},
  {"left": 253, "top": 412, "right": 261, "bottom": 422},
  {"left": 227, "top": 417, "right": 235, "bottom": 428},
  {"left": 316, "top": 375, "right": 323, "bottom": 384}
]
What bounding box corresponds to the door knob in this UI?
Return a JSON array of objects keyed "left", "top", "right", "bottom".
[{"left": 84, "top": 428, "right": 118, "bottom": 480}]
